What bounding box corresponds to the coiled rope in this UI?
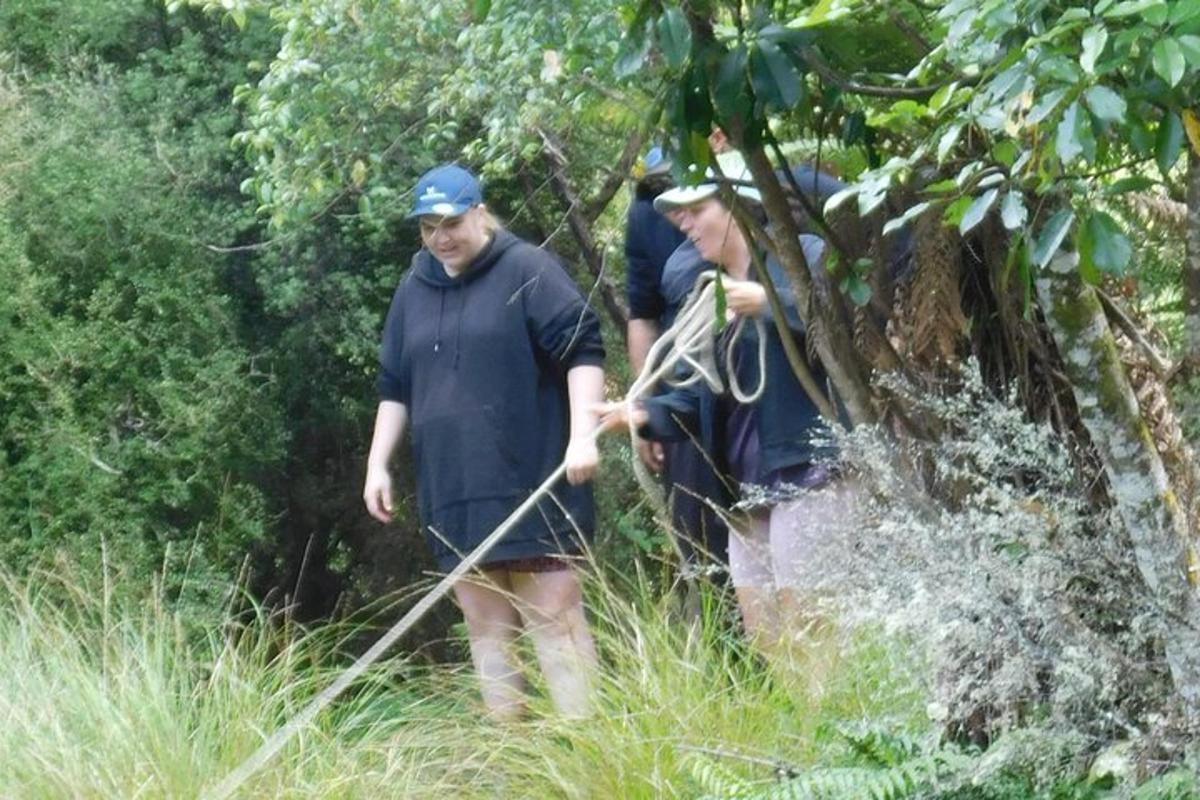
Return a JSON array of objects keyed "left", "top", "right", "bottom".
[{"left": 202, "top": 270, "right": 766, "bottom": 800}]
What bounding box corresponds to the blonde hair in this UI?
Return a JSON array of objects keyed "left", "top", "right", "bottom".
[{"left": 476, "top": 205, "right": 504, "bottom": 234}]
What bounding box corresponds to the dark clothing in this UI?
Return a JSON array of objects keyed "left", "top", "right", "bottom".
[
  {"left": 640, "top": 236, "right": 834, "bottom": 484},
  {"left": 660, "top": 240, "right": 708, "bottom": 330},
  {"left": 378, "top": 230, "right": 604, "bottom": 571},
  {"left": 787, "top": 165, "right": 846, "bottom": 215},
  {"left": 627, "top": 209, "right": 727, "bottom": 562},
  {"left": 625, "top": 189, "right": 686, "bottom": 321}
]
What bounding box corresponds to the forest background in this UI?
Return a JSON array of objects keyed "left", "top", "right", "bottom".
[{"left": 3, "top": 0, "right": 1200, "bottom": 797}]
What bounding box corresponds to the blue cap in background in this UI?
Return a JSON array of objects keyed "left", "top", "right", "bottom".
[
  {"left": 408, "top": 164, "right": 482, "bottom": 218},
  {"left": 643, "top": 146, "right": 670, "bottom": 176}
]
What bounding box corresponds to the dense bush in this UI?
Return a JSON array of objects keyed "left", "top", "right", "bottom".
[
  {"left": 801, "top": 364, "right": 1194, "bottom": 777},
  {"left": 0, "top": 34, "right": 286, "bottom": 608}
]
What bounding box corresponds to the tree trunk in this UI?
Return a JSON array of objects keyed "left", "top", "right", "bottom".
[
  {"left": 1185, "top": 150, "right": 1200, "bottom": 372},
  {"left": 740, "top": 145, "right": 879, "bottom": 426},
  {"left": 538, "top": 133, "right": 629, "bottom": 336},
  {"left": 1037, "top": 251, "right": 1200, "bottom": 721}
]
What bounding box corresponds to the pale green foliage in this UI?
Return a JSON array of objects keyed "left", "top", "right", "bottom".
[
  {"left": 807, "top": 362, "right": 1177, "bottom": 745},
  {"left": 839, "top": 0, "right": 1200, "bottom": 284},
  {"left": 172, "top": 0, "right": 641, "bottom": 229},
  {"left": 0, "top": 564, "right": 928, "bottom": 798}
]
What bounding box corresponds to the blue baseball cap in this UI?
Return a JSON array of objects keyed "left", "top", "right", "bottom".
[
  {"left": 408, "top": 164, "right": 482, "bottom": 218},
  {"left": 643, "top": 146, "right": 670, "bottom": 175}
]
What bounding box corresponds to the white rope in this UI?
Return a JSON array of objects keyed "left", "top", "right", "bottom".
[
  {"left": 626, "top": 271, "right": 766, "bottom": 514},
  {"left": 202, "top": 271, "right": 767, "bottom": 800}
]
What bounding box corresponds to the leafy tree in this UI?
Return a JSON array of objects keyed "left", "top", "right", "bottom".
[
  {"left": 607, "top": 0, "right": 1200, "bottom": 732},
  {"left": 0, "top": 8, "right": 288, "bottom": 610}
]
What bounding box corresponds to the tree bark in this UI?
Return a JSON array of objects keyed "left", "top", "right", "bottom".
[
  {"left": 537, "top": 132, "right": 629, "bottom": 336},
  {"left": 1184, "top": 150, "right": 1200, "bottom": 372},
  {"left": 1036, "top": 251, "right": 1200, "bottom": 721},
  {"left": 738, "top": 145, "right": 879, "bottom": 426}
]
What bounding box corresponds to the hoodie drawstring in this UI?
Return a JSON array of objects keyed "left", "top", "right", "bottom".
[
  {"left": 453, "top": 288, "right": 464, "bottom": 369},
  {"left": 434, "top": 289, "right": 446, "bottom": 353}
]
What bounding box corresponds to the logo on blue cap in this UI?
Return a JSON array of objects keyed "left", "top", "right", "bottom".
[{"left": 409, "top": 164, "right": 482, "bottom": 218}]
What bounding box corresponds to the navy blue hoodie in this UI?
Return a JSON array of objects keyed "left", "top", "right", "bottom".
[
  {"left": 378, "top": 230, "right": 604, "bottom": 571},
  {"left": 639, "top": 236, "right": 834, "bottom": 482}
]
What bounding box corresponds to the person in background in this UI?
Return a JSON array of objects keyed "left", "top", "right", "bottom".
[
  {"left": 624, "top": 147, "right": 729, "bottom": 570},
  {"left": 600, "top": 167, "right": 856, "bottom": 665},
  {"left": 364, "top": 164, "right": 604, "bottom": 720}
]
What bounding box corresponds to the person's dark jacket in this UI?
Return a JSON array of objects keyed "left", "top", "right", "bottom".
[
  {"left": 378, "top": 229, "right": 604, "bottom": 570},
  {"left": 625, "top": 185, "right": 686, "bottom": 321},
  {"left": 639, "top": 235, "right": 833, "bottom": 482}
]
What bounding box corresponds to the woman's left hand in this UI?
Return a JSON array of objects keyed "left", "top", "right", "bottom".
[
  {"left": 564, "top": 436, "right": 600, "bottom": 485},
  {"left": 723, "top": 279, "right": 767, "bottom": 318}
]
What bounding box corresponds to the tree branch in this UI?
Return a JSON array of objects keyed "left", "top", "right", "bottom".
[{"left": 802, "top": 46, "right": 948, "bottom": 99}]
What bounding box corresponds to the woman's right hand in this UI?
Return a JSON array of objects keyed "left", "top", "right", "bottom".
[
  {"left": 363, "top": 464, "right": 394, "bottom": 523},
  {"left": 592, "top": 400, "right": 649, "bottom": 434}
]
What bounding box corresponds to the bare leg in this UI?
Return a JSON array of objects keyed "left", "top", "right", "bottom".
[
  {"left": 769, "top": 479, "right": 857, "bottom": 691},
  {"left": 509, "top": 568, "right": 598, "bottom": 717},
  {"left": 453, "top": 569, "right": 526, "bottom": 721},
  {"left": 728, "top": 512, "right": 780, "bottom": 646}
]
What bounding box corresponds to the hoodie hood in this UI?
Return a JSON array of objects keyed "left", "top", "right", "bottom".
[{"left": 411, "top": 229, "right": 522, "bottom": 288}]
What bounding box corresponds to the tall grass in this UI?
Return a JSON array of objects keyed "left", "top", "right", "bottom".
[{"left": 0, "top": 564, "right": 928, "bottom": 798}]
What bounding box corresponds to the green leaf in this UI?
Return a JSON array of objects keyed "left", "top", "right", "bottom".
[
  {"left": 923, "top": 178, "right": 958, "bottom": 194},
  {"left": 749, "top": 38, "right": 803, "bottom": 110},
  {"left": 1000, "top": 191, "right": 1027, "bottom": 230},
  {"left": 942, "top": 195, "right": 974, "bottom": 227},
  {"left": 472, "top": 0, "right": 491, "bottom": 21},
  {"left": 758, "top": 24, "right": 813, "bottom": 60},
  {"left": 882, "top": 201, "right": 931, "bottom": 236},
  {"left": 1179, "top": 35, "right": 1200, "bottom": 67},
  {"left": 1078, "top": 211, "right": 1132, "bottom": 275},
  {"left": 1103, "top": 0, "right": 1166, "bottom": 18},
  {"left": 1028, "top": 88, "right": 1066, "bottom": 125},
  {"left": 841, "top": 110, "right": 866, "bottom": 145},
  {"left": 681, "top": 63, "right": 714, "bottom": 135},
  {"left": 960, "top": 188, "right": 998, "bottom": 234},
  {"left": 1080, "top": 25, "right": 1108, "bottom": 74},
  {"left": 1059, "top": 7, "right": 1092, "bottom": 23},
  {"left": 1033, "top": 209, "right": 1075, "bottom": 268},
  {"left": 929, "top": 82, "right": 956, "bottom": 112},
  {"left": 1129, "top": 118, "right": 1155, "bottom": 156},
  {"left": 713, "top": 46, "right": 751, "bottom": 124},
  {"left": 840, "top": 274, "right": 873, "bottom": 307},
  {"left": 656, "top": 7, "right": 692, "bottom": 70},
  {"left": 1157, "top": 112, "right": 1185, "bottom": 176},
  {"left": 937, "top": 124, "right": 963, "bottom": 162},
  {"left": 1084, "top": 85, "right": 1126, "bottom": 122},
  {"left": 615, "top": 25, "right": 652, "bottom": 78},
  {"left": 1056, "top": 101, "right": 1084, "bottom": 163},
  {"left": 1152, "top": 38, "right": 1186, "bottom": 87},
  {"left": 1105, "top": 175, "right": 1157, "bottom": 194},
  {"left": 1170, "top": 0, "right": 1200, "bottom": 24},
  {"left": 992, "top": 140, "right": 1020, "bottom": 168}
]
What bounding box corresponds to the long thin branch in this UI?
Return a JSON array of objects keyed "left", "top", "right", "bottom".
[
  {"left": 582, "top": 129, "right": 645, "bottom": 222},
  {"left": 538, "top": 128, "right": 630, "bottom": 333},
  {"left": 1096, "top": 288, "right": 1176, "bottom": 379},
  {"left": 802, "top": 46, "right": 948, "bottom": 99}
]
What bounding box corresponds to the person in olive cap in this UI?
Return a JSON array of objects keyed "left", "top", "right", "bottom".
[{"left": 364, "top": 164, "right": 605, "bottom": 719}]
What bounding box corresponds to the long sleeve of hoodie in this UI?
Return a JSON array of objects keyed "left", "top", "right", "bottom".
[
  {"left": 377, "top": 280, "right": 410, "bottom": 404},
  {"left": 519, "top": 249, "right": 605, "bottom": 369}
]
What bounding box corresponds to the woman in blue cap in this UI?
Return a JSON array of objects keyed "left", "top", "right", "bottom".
[{"left": 364, "top": 164, "right": 605, "bottom": 719}]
